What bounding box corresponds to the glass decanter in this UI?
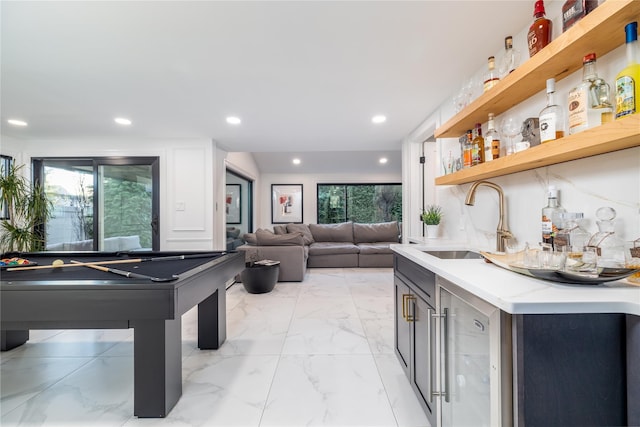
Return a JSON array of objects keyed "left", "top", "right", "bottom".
[{"left": 586, "top": 207, "right": 628, "bottom": 268}]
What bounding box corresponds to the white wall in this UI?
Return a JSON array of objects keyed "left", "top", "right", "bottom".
[
  {"left": 405, "top": 1, "right": 640, "bottom": 251},
  {"left": 1, "top": 137, "right": 222, "bottom": 251},
  {"left": 257, "top": 171, "right": 402, "bottom": 229}
]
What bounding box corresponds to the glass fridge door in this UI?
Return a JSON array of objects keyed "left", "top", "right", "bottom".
[{"left": 440, "top": 287, "right": 491, "bottom": 427}]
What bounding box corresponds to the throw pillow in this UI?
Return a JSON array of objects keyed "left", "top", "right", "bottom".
[
  {"left": 256, "top": 229, "right": 304, "bottom": 246},
  {"left": 273, "top": 225, "right": 288, "bottom": 235},
  {"left": 286, "top": 223, "right": 314, "bottom": 245},
  {"left": 243, "top": 233, "right": 257, "bottom": 245}
]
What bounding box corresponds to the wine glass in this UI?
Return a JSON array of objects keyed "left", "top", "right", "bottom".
[{"left": 500, "top": 115, "right": 521, "bottom": 156}]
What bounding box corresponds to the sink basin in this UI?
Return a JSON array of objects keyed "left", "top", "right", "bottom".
[{"left": 423, "top": 250, "right": 484, "bottom": 260}]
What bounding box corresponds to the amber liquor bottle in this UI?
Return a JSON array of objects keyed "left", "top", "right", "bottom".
[
  {"left": 528, "top": 0, "right": 552, "bottom": 57},
  {"left": 471, "top": 123, "right": 485, "bottom": 166}
]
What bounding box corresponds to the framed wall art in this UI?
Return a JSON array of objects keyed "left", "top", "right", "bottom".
[
  {"left": 271, "top": 184, "right": 303, "bottom": 224},
  {"left": 225, "top": 184, "right": 241, "bottom": 224}
]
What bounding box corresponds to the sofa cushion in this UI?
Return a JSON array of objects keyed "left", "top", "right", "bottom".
[
  {"left": 308, "top": 242, "right": 359, "bottom": 255},
  {"left": 309, "top": 222, "right": 353, "bottom": 242},
  {"left": 227, "top": 227, "right": 241, "bottom": 238},
  {"left": 256, "top": 229, "right": 304, "bottom": 246},
  {"left": 286, "top": 223, "right": 314, "bottom": 245},
  {"left": 357, "top": 242, "right": 396, "bottom": 254},
  {"left": 273, "top": 225, "right": 288, "bottom": 235},
  {"left": 353, "top": 221, "right": 399, "bottom": 244},
  {"left": 243, "top": 233, "right": 257, "bottom": 245}
]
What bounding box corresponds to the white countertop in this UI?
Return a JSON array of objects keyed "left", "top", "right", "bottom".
[{"left": 392, "top": 239, "right": 640, "bottom": 316}]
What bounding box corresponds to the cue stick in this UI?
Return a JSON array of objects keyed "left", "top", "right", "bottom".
[
  {"left": 69, "top": 260, "right": 179, "bottom": 282},
  {"left": 6, "top": 252, "right": 226, "bottom": 271},
  {"left": 6, "top": 258, "right": 144, "bottom": 271}
]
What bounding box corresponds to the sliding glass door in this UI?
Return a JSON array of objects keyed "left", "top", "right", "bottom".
[{"left": 34, "top": 157, "right": 159, "bottom": 251}]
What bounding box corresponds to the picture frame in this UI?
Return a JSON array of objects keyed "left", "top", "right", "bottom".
[
  {"left": 225, "top": 184, "right": 241, "bottom": 224},
  {"left": 271, "top": 184, "right": 303, "bottom": 224}
]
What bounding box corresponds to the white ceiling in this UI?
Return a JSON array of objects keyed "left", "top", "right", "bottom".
[{"left": 1, "top": 1, "right": 534, "bottom": 174}]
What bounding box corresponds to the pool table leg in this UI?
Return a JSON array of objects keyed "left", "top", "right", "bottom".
[
  {"left": 1, "top": 330, "right": 29, "bottom": 351},
  {"left": 197, "top": 288, "right": 226, "bottom": 349},
  {"left": 132, "top": 318, "right": 182, "bottom": 418}
]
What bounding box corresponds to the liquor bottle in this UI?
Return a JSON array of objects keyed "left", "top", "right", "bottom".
[
  {"left": 615, "top": 21, "right": 640, "bottom": 119},
  {"left": 539, "top": 78, "right": 565, "bottom": 143},
  {"left": 562, "top": 0, "right": 598, "bottom": 32},
  {"left": 484, "top": 114, "right": 500, "bottom": 162},
  {"left": 528, "top": 0, "right": 552, "bottom": 58},
  {"left": 499, "top": 36, "right": 520, "bottom": 78},
  {"left": 471, "top": 123, "right": 485, "bottom": 165},
  {"left": 483, "top": 56, "right": 500, "bottom": 92},
  {"left": 462, "top": 130, "right": 473, "bottom": 169},
  {"left": 541, "top": 185, "right": 566, "bottom": 249},
  {"left": 568, "top": 53, "right": 613, "bottom": 134}
]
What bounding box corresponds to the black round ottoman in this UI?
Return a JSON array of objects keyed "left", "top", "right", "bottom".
[{"left": 240, "top": 261, "right": 280, "bottom": 294}]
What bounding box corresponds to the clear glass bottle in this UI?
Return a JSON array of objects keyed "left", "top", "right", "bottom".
[
  {"left": 471, "top": 123, "right": 485, "bottom": 165},
  {"left": 615, "top": 21, "right": 640, "bottom": 119},
  {"left": 541, "top": 185, "right": 566, "bottom": 249},
  {"left": 483, "top": 56, "right": 500, "bottom": 92},
  {"left": 499, "top": 36, "right": 520, "bottom": 78},
  {"left": 528, "top": 0, "right": 552, "bottom": 57},
  {"left": 586, "top": 207, "right": 629, "bottom": 267},
  {"left": 539, "top": 78, "right": 565, "bottom": 143},
  {"left": 554, "top": 212, "right": 590, "bottom": 257},
  {"left": 568, "top": 53, "right": 613, "bottom": 134},
  {"left": 484, "top": 113, "right": 500, "bottom": 162}
]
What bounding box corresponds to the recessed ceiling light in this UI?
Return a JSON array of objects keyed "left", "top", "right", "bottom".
[
  {"left": 226, "top": 116, "right": 241, "bottom": 125},
  {"left": 379, "top": 157, "right": 388, "bottom": 164},
  {"left": 114, "top": 117, "right": 132, "bottom": 125},
  {"left": 371, "top": 115, "right": 387, "bottom": 124},
  {"left": 292, "top": 158, "right": 301, "bottom": 165},
  {"left": 7, "top": 119, "right": 28, "bottom": 126}
]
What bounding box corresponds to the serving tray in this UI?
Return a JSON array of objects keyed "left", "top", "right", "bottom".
[{"left": 480, "top": 251, "right": 639, "bottom": 285}]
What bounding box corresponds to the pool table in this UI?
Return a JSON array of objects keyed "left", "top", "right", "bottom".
[{"left": 0, "top": 251, "right": 244, "bottom": 418}]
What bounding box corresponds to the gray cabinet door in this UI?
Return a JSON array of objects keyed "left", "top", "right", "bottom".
[
  {"left": 412, "top": 293, "right": 435, "bottom": 422},
  {"left": 394, "top": 277, "right": 411, "bottom": 374}
]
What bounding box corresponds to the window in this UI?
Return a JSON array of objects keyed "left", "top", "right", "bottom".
[
  {"left": 0, "top": 155, "right": 12, "bottom": 220},
  {"left": 317, "top": 183, "right": 402, "bottom": 224},
  {"left": 33, "top": 157, "right": 159, "bottom": 251}
]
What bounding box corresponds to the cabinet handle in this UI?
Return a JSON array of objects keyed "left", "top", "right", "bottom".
[
  {"left": 403, "top": 295, "right": 416, "bottom": 322},
  {"left": 442, "top": 307, "right": 450, "bottom": 403},
  {"left": 427, "top": 307, "right": 435, "bottom": 402},
  {"left": 402, "top": 294, "right": 409, "bottom": 321}
]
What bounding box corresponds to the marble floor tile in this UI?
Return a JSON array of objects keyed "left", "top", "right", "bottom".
[
  {"left": 0, "top": 268, "right": 431, "bottom": 427},
  {"left": 260, "top": 354, "right": 397, "bottom": 427},
  {"left": 0, "top": 356, "right": 93, "bottom": 415},
  {"left": 374, "top": 353, "right": 431, "bottom": 427},
  {"left": 1, "top": 357, "right": 134, "bottom": 427},
  {"left": 282, "top": 317, "right": 370, "bottom": 355},
  {"left": 361, "top": 318, "right": 395, "bottom": 354},
  {"left": 294, "top": 295, "right": 360, "bottom": 319}
]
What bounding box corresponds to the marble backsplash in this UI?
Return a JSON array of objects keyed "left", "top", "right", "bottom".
[{"left": 434, "top": 146, "right": 640, "bottom": 253}]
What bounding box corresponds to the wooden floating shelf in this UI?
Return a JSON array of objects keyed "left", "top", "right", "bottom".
[
  {"left": 434, "top": 115, "right": 640, "bottom": 186},
  {"left": 435, "top": 0, "right": 640, "bottom": 139}
]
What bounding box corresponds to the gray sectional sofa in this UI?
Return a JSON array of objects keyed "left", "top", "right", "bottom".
[{"left": 236, "top": 221, "right": 400, "bottom": 282}]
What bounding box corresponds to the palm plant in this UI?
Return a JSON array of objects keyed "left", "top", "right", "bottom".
[{"left": 0, "top": 164, "right": 52, "bottom": 253}]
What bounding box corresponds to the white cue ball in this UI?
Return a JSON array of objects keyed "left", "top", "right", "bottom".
[{"left": 52, "top": 259, "right": 64, "bottom": 267}]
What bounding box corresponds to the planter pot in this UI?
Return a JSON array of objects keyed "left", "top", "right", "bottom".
[{"left": 426, "top": 224, "right": 440, "bottom": 239}]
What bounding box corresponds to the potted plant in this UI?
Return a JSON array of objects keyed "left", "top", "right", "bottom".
[
  {"left": 421, "top": 205, "right": 443, "bottom": 239},
  {"left": 0, "top": 164, "right": 52, "bottom": 253}
]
